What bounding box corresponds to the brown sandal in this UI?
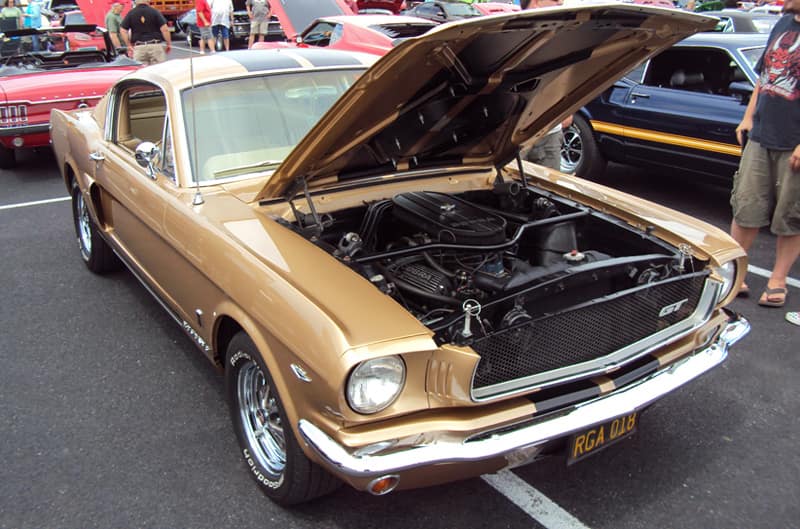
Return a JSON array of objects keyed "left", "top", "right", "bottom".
[{"left": 758, "top": 287, "right": 788, "bottom": 307}]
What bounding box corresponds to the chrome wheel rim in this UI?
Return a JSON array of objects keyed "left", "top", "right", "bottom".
[
  {"left": 76, "top": 192, "right": 92, "bottom": 259},
  {"left": 237, "top": 359, "right": 286, "bottom": 478},
  {"left": 560, "top": 123, "right": 582, "bottom": 174}
]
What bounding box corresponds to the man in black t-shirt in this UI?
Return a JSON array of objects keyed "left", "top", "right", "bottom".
[
  {"left": 731, "top": 0, "right": 800, "bottom": 308},
  {"left": 120, "top": 0, "right": 172, "bottom": 65}
]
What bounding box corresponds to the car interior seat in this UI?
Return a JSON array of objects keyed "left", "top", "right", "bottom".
[{"left": 669, "top": 69, "right": 710, "bottom": 93}]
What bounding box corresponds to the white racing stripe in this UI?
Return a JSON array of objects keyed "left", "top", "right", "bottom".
[
  {"left": 0, "top": 196, "right": 70, "bottom": 211},
  {"left": 747, "top": 264, "right": 800, "bottom": 289},
  {"left": 482, "top": 470, "right": 591, "bottom": 529}
]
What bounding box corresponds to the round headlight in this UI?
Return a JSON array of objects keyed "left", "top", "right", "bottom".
[
  {"left": 714, "top": 261, "right": 737, "bottom": 303},
  {"left": 346, "top": 356, "right": 406, "bottom": 414}
]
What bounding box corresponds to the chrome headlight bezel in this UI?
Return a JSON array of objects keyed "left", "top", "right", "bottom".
[
  {"left": 346, "top": 355, "right": 406, "bottom": 415},
  {"left": 713, "top": 261, "right": 737, "bottom": 304}
]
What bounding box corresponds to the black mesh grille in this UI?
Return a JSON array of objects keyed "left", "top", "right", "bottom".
[{"left": 472, "top": 273, "right": 708, "bottom": 394}]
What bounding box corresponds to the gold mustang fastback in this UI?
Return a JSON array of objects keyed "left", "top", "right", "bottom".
[{"left": 51, "top": 5, "right": 750, "bottom": 505}]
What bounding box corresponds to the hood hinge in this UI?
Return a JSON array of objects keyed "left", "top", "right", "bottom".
[{"left": 286, "top": 177, "right": 329, "bottom": 239}]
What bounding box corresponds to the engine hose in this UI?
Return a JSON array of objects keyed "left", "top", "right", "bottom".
[{"left": 423, "top": 252, "right": 456, "bottom": 277}]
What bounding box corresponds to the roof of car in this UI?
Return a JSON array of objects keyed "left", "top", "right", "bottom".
[
  {"left": 318, "top": 14, "right": 437, "bottom": 26},
  {"left": 679, "top": 31, "right": 769, "bottom": 47},
  {"left": 704, "top": 9, "right": 779, "bottom": 19},
  {"left": 127, "top": 48, "right": 378, "bottom": 91}
]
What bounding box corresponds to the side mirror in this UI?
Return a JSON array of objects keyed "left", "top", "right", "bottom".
[
  {"left": 729, "top": 81, "right": 753, "bottom": 103},
  {"left": 135, "top": 141, "right": 159, "bottom": 179}
]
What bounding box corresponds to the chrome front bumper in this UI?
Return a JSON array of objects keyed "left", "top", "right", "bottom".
[{"left": 298, "top": 316, "right": 749, "bottom": 482}]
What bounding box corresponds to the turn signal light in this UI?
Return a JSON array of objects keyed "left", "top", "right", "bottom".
[{"left": 367, "top": 475, "right": 400, "bottom": 496}]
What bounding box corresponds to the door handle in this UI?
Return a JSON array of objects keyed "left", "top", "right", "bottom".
[
  {"left": 631, "top": 92, "right": 650, "bottom": 99},
  {"left": 89, "top": 151, "right": 105, "bottom": 162}
]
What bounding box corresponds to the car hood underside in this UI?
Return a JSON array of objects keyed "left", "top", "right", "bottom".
[{"left": 255, "top": 5, "right": 716, "bottom": 201}]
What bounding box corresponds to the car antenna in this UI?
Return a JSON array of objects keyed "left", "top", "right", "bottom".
[{"left": 190, "top": 54, "right": 204, "bottom": 206}]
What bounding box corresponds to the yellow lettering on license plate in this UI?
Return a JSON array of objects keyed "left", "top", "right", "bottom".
[{"left": 567, "top": 412, "right": 638, "bottom": 464}]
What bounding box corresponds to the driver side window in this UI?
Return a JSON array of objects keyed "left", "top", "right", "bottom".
[
  {"left": 113, "top": 82, "right": 175, "bottom": 183},
  {"left": 114, "top": 83, "right": 167, "bottom": 152}
]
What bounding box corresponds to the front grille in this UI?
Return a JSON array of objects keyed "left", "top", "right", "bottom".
[
  {"left": 0, "top": 105, "right": 28, "bottom": 127},
  {"left": 471, "top": 272, "right": 708, "bottom": 397}
]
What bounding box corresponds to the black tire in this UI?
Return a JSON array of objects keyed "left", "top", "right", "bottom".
[
  {"left": 225, "top": 332, "right": 341, "bottom": 505},
  {"left": 0, "top": 144, "right": 16, "bottom": 169},
  {"left": 560, "top": 114, "right": 607, "bottom": 178},
  {"left": 70, "top": 180, "right": 118, "bottom": 273}
]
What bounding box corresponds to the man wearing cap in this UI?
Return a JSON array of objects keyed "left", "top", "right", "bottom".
[{"left": 120, "top": 0, "right": 172, "bottom": 65}]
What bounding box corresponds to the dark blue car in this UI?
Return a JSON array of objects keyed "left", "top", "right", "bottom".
[{"left": 561, "top": 33, "right": 766, "bottom": 184}]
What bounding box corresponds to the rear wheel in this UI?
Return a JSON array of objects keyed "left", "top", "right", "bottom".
[
  {"left": 71, "top": 180, "right": 118, "bottom": 273},
  {"left": 225, "top": 332, "right": 341, "bottom": 505},
  {"left": 0, "top": 145, "right": 16, "bottom": 169},
  {"left": 560, "top": 114, "right": 607, "bottom": 178}
]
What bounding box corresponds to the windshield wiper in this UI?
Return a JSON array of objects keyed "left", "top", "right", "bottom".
[{"left": 213, "top": 159, "right": 281, "bottom": 178}]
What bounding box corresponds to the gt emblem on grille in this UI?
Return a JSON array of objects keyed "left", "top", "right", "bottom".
[{"left": 659, "top": 298, "right": 689, "bottom": 317}]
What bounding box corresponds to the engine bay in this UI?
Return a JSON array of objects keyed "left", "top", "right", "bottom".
[{"left": 284, "top": 181, "right": 703, "bottom": 346}]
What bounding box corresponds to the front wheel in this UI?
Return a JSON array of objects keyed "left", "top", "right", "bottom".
[
  {"left": 225, "top": 333, "right": 340, "bottom": 505},
  {"left": 0, "top": 144, "right": 16, "bottom": 169},
  {"left": 71, "top": 180, "right": 118, "bottom": 273},
  {"left": 560, "top": 114, "right": 607, "bottom": 178}
]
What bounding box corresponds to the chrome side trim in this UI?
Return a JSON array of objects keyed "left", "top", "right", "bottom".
[
  {"left": 298, "top": 316, "right": 748, "bottom": 482},
  {"left": 471, "top": 278, "right": 721, "bottom": 401},
  {"left": 5, "top": 95, "right": 103, "bottom": 106},
  {"left": 0, "top": 123, "right": 49, "bottom": 136},
  {"left": 109, "top": 243, "right": 213, "bottom": 358}
]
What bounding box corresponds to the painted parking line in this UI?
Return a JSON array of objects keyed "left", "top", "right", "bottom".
[
  {"left": 0, "top": 196, "right": 70, "bottom": 211},
  {"left": 748, "top": 265, "right": 800, "bottom": 289},
  {"left": 483, "top": 471, "right": 591, "bottom": 529}
]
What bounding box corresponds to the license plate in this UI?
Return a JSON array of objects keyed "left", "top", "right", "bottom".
[{"left": 567, "top": 412, "right": 638, "bottom": 464}]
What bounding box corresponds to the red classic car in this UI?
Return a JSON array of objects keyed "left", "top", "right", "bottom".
[
  {"left": 267, "top": 0, "right": 356, "bottom": 41},
  {"left": 474, "top": 2, "right": 520, "bottom": 15},
  {"left": 254, "top": 14, "right": 436, "bottom": 54},
  {"left": 357, "top": 0, "right": 406, "bottom": 13},
  {"left": 0, "top": 26, "right": 139, "bottom": 168}
]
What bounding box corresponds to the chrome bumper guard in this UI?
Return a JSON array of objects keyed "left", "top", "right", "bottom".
[{"left": 298, "top": 316, "right": 749, "bottom": 480}]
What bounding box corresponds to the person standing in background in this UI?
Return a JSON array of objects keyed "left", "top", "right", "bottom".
[
  {"left": 120, "top": 0, "right": 172, "bottom": 65},
  {"left": 105, "top": 2, "right": 124, "bottom": 48},
  {"left": 195, "top": 0, "right": 215, "bottom": 53},
  {"left": 246, "top": 0, "right": 270, "bottom": 49},
  {"left": 0, "top": 0, "right": 24, "bottom": 31},
  {"left": 210, "top": 0, "right": 233, "bottom": 51},
  {"left": 730, "top": 0, "right": 800, "bottom": 307},
  {"left": 24, "top": 0, "right": 43, "bottom": 51}
]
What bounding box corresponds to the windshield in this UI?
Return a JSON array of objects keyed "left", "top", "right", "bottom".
[
  {"left": 752, "top": 17, "right": 778, "bottom": 33},
  {"left": 443, "top": 3, "right": 481, "bottom": 16},
  {"left": 182, "top": 69, "right": 364, "bottom": 183},
  {"left": 0, "top": 28, "right": 119, "bottom": 75}
]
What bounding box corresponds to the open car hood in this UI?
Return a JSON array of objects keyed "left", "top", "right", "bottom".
[
  {"left": 255, "top": 5, "right": 715, "bottom": 202},
  {"left": 268, "top": 0, "right": 355, "bottom": 40}
]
